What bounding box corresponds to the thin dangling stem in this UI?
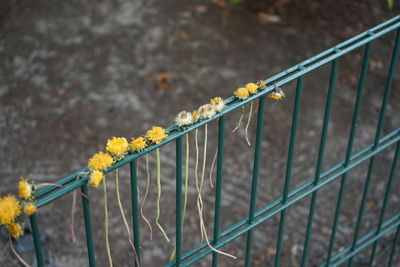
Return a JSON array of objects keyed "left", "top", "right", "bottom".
[
  {"left": 156, "top": 148, "right": 170, "bottom": 242},
  {"left": 200, "top": 124, "right": 208, "bottom": 192},
  {"left": 36, "top": 183, "right": 63, "bottom": 189},
  {"left": 182, "top": 133, "right": 190, "bottom": 226},
  {"left": 71, "top": 189, "right": 77, "bottom": 243},
  {"left": 9, "top": 236, "right": 31, "bottom": 267},
  {"left": 69, "top": 171, "right": 89, "bottom": 243},
  {"left": 115, "top": 169, "right": 140, "bottom": 267},
  {"left": 198, "top": 203, "right": 237, "bottom": 259},
  {"left": 194, "top": 129, "right": 204, "bottom": 245},
  {"left": 209, "top": 149, "right": 218, "bottom": 189},
  {"left": 103, "top": 177, "right": 113, "bottom": 267},
  {"left": 197, "top": 124, "right": 236, "bottom": 259},
  {"left": 140, "top": 154, "right": 153, "bottom": 240},
  {"left": 244, "top": 101, "right": 254, "bottom": 146},
  {"left": 232, "top": 106, "right": 245, "bottom": 133}
]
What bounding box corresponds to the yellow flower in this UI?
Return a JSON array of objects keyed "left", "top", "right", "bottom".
[
  {"left": 268, "top": 87, "right": 286, "bottom": 100},
  {"left": 257, "top": 80, "right": 266, "bottom": 89},
  {"left": 88, "top": 152, "right": 115, "bottom": 171},
  {"left": 245, "top": 83, "right": 258, "bottom": 94},
  {"left": 198, "top": 104, "right": 216, "bottom": 119},
  {"left": 7, "top": 222, "right": 23, "bottom": 238},
  {"left": 88, "top": 171, "right": 104, "bottom": 188},
  {"left": 175, "top": 111, "right": 193, "bottom": 127},
  {"left": 210, "top": 97, "right": 225, "bottom": 112},
  {"left": 146, "top": 126, "right": 168, "bottom": 144},
  {"left": 18, "top": 178, "right": 33, "bottom": 200},
  {"left": 191, "top": 111, "right": 200, "bottom": 123},
  {"left": 24, "top": 203, "right": 36, "bottom": 216},
  {"left": 106, "top": 137, "right": 129, "bottom": 159},
  {"left": 234, "top": 87, "right": 249, "bottom": 100},
  {"left": 0, "top": 195, "right": 21, "bottom": 225},
  {"left": 130, "top": 137, "right": 148, "bottom": 152}
]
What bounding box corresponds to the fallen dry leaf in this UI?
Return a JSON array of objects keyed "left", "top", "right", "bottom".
[
  {"left": 257, "top": 12, "right": 281, "bottom": 24},
  {"left": 174, "top": 29, "right": 190, "bottom": 40},
  {"left": 366, "top": 200, "right": 376, "bottom": 207},
  {"left": 370, "top": 60, "right": 384, "bottom": 70},
  {"left": 156, "top": 72, "right": 175, "bottom": 90},
  {"left": 196, "top": 5, "right": 208, "bottom": 13}
]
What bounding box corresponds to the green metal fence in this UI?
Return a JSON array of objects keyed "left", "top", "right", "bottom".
[{"left": 29, "top": 16, "right": 400, "bottom": 266}]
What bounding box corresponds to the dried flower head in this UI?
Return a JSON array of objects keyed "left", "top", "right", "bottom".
[
  {"left": 88, "top": 170, "right": 104, "bottom": 188},
  {"left": 24, "top": 203, "right": 36, "bottom": 216},
  {"left": 130, "top": 137, "right": 148, "bottom": 152},
  {"left": 210, "top": 97, "right": 225, "bottom": 112},
  {"left": 257, "top": 80, "right": 266, "bottom": 90},
  {"left": 245, "top": 83, "right": 258, "bottom": 94},
  {"left": 106, "top": 137, "right": 129, "bottom": 160},
  {"left": 88, "top": 152, "right": 115, "bottom": 171},
  {"left": 191, "top": 111, "right": 200, "bottom": 124},
  {"left": 234, "top": 87, "right": 249, "bottom": 100},
  {"left": 18, "top": 178, "right": 33, "bottom": 200},
  {"left": 146, "top": 126, "right": 168, "bottom": 144},
  {"left": 0, "top": 195, "right": 21, "bottom": 225},
  {"left": 7, "top": 222, "right": 23, "bottom": 238},
  {"left": 198, "top": 104, "right": 216, "bottom": 119},
  {"left": 175, "top": 111, "right": 193, "bottom": 127},
  {"left": 268, "top": 87, "right": 286, "bottom": 100}
]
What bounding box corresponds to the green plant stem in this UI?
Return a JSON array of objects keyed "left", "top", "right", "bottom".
[
  {"left": 232, "top": 106, "right": 245, "bottom": 133},
  {"left": 103, "top": 177, "right": 113, "bottom": 267},
  {"left": 115, "top": 169, "right": 140, "bottom": 267},
  {"left": 244, "top": 101, "right": 253, "bottom": 146},
  {"left": 156, "top": 148, "right": 170, "bottom": 242}
]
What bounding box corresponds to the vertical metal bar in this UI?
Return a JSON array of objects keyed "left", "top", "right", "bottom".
[
  {"left": 244, "top": 96, "right": 266, "bottom": 267},
  {"left": 387, "top": 226, "right": 400, "bottom": 267},
  {"left": 348, "top": 29, "right": 400, "bottom": 267},
  {"left": 212, "top": 116, "right": 226, "bottom": 267},
  {"left": 301, "top": 59, "right": 338, "bottom": 267},
  {"left": 130, "top": 160, "right": 141, "bottom": 266},
  {"left": 81, "top": 183, "right": 96, "bottom": 267},
  {"left": 325, "top": 43, "right": 372, "bottom": 265},
  {"left": 274, "top": 77, "right": 304, "bottom": 267},
  {"left": 176, "top": 137, "right": 183, "bottom": 266},
  {"left": 30, "top": 213, "right": 45, "bottom": 267},
  {"left": 369, "top": 142, "right": 400, "bottom": 266}
]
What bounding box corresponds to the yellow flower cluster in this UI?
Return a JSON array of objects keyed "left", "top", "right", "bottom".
[
  {"left": 88, "top": 152, "right": 115, "bottom": 171},
  {"left": 146, "top": 126, "right": 168, "bottom": 144},
  {"left": 130, "top": 137, "right": 148, "bottom": 152},
  {"left": 106, "top": 137, "right": 129, "bottom": 160},
  {"left": 7, "top": 222, "right": 23, "bottom": 238},
  {"left": 210, "top": 97, "right": 225, "bottom": 112},
  {"left": 268, "top": 87, "right": 286, "bottom": 100},
  {"left": 0, "top": 195, "right": 21, "bottom": 225},
  {"left": 89, "top": 170, "right": 104, "bottom": 188},
  {"left": 18, "top": 178, "right": 33, "bottom": 200},
  {"left": 24, "top": 203, "right": 37, "bottom": 216},
  {"left": 0, "top": 191, "right": 37, "bottom": 239},
  {"left": 245, "top": 83, "right": 259, "bottom": 94},
  {"left": 234, "top": 87, "right": 249, "bottom": 100}
]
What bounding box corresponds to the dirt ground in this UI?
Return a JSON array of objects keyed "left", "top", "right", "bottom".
[{"left": 0, "top": 0, "right": 399, "bottom": 266}]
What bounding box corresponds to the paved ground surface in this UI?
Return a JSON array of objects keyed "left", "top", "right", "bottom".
[{"left": 0, "top": 0, "right": 399, "bottom": 266}]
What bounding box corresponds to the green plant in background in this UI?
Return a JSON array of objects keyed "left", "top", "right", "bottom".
[
  {"left": 229, "top": 0, "right": 241, "bottom": 4},
  {"left": 388, "top": 0, "right": 394, "bottom": 9}
]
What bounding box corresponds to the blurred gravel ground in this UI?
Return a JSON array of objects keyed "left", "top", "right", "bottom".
[{"left": 0, "top": 0, "right": 399, "bottom": 266}]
